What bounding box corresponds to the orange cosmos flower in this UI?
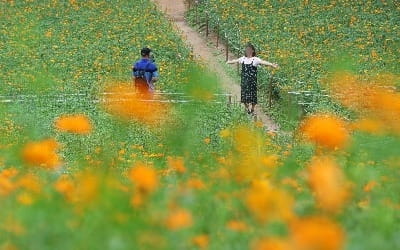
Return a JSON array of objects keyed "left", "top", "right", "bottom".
[
  {"left": 308, "top": 156, "right": 351, "bottom": 213},
  {"left": 192, "top": 234, "right": 209, "bottom": 249},
  {"left": 102, "top": 83, "right": 170, "bottom": 126},
  {"left": 165, "top": 208, "right": 193, "bottom": 230},
  {"left": 0, "top": 168, "right": 18, "bottom": 178},
  {"left": 226, "top": 220, "right": 248, "bottom": 232},
  {"left": 281, "top": 177, "right": 303, "bottom": 192},
  {"left": 54, "top": 175, "right": 75, "bottom": 201},
  {"left": 54, "top": 172, "right": 99, "bottom": 205},
  {"left": 252, "top": 238, "right": 292, "bottom": 250},
  {"left": 72, "top": 171, "right": 99, "bottom": 204},
  {"left": 363, "top": 180, "right": 378, "bottom": 193},
  {"left": 326, "top": 72, "right": 400, "bottom": 134},
  {"left": 300, "top": 114, "right": 349, "bottom": 150},
  {"left": 17, "top": 174, "right": 41, "bottom": 193},
  {"left": 167, "top": 156, "right": 186, "bottom": 174},
  {"left": 0, "top": 168, "right": 17, "bottom": 196},
  {"left": 128, "top": 162, "right": 158, "bottom": 194},
  {"left": 351, "top": 118, "right": 385, "bottom": 135},
  {"left": 54, "top": 114, "right": 92, "bottom": 134},
  {"left": 22, "top": 139, "right": 61, "bottom": 169},
  {"left": 261, "top": 154, "right": 279, "bottom": 168},
  {"left": 290, "top": 216, "right": 345, "bottom": 250},
  {"left": 246, "top": 180, "right": 294, "bottom": 223},
  {"left": 186, "top": 178, "right": 206, "bottom": 190}
]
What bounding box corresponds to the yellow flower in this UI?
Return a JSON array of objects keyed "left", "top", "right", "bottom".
[
  {"left": 261, "top": 154, "right": 279, "bottom": 168},
  {"left": 17, "top": 192, "right": 34, "bottom": 205},
  {"left": 219, "top": 128, "right": 231, "bottom": 138}
]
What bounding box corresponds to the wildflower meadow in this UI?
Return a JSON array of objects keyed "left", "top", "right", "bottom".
[{"left": 0, "top": 0, "right": 399, "bottom": 250}]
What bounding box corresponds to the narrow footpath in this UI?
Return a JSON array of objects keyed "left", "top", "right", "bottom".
[{"left": 152, "top": 0, "right": 279, "bottom": 131}]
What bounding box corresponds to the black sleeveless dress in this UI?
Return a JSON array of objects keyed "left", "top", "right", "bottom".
[{"left": 241, "top": 58, "right": 258, "bottom": 104}]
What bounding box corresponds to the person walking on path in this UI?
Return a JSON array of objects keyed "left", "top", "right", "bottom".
[
  {"left": 132, "top": 47, "right": 159, "bottom": 95},
  {"left": 227, "top": 43, "right": 279, "bottom": 115}
]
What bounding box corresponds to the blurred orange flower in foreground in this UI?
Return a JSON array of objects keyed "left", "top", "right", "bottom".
[
  {"left": 17, "top": 174, "right": 42, "bottom": 194},
  {"left": 22, "top": 139, "right": 61, "bottom": 169},
  {"left": 102, "top": 83, "right": 170, "bottom": 125},
  {"left": 54, "top": 114, "right": 92, "bottom": 134},
  {"left": 167, "top": 156, "right": 186, "bottom": 174},
  {"left": 252, "top": 237, "right": 292, "bottom": 250},
  {"left": 326, "top": 72, "right": 400, "bottom": 134},
  {"left": 54, "top": 171, "right": 99, "bottom": 205},
  {"left": 308, "top": 156, "right": 351, "bottom": 213},
  {"left": 192, "top": 234, "right": 209, "bottom": 249},
  {"left": 0, "top": 168, "right": 18, "bottom": 196},
  {"left": 290, "top": 216, "right": 345, "bottom": 250},
  {"left": 165, "top": 208, "right": 193, "bottom": 230},
  {"left": 226, "top": 220, "right": 248, "bottom": 232},
  {"left": 350, "top": 118, "right": 385, "bottom": 135},
  {"left": 300, "top": 114, "right": 349, "bottom": 150},
  {"left": 230, "top": 126, "right": 270, "bottom": 181},
  {"left": 54, "top": 175, "right": 74, "bottom": 201},
  {"left": 128, "top": 162, "right": 158, "bottom": 194},
  {"left": 246, "top": 179, "right": 294, "bottom": 223}
]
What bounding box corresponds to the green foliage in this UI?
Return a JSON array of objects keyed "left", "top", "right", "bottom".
[{"left": 187, "top": 0, "right": 400, "bottom": 124}]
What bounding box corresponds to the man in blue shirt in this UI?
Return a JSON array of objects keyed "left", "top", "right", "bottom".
[{"left": 132, "top": 47, "right": 159, "bottom": 94}]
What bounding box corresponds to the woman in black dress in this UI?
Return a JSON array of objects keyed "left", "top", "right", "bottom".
[{"left": 227, "top": 44, "right": 279, "bottom": 114}]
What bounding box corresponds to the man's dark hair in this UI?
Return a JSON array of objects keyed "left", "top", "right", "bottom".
[{"left": 141, "top": 47, "right": 152, "bottom": 57}]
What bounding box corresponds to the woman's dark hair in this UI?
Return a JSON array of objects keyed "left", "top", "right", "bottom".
[{"left": 244, "top": 43, "right": 256, "bottom": 57}]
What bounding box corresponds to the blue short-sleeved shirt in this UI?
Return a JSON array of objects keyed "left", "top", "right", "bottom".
[{"left": 132, "top": 58, "right": 159, "bottom": 85}]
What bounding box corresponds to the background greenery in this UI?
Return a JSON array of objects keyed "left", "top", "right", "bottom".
[{"left": 0, "top": 1, "right": 399, "bottom": 250}]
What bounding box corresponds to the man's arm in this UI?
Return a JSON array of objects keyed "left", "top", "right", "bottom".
[
  {"left": 151, "top": 71, "right": 159, "bottom": 83},
  {"left": 132, "top": 63, "right": 138, "bottom": 77},
  {"left": 132, "top": 64, "right": 136, "bottom": 85}
]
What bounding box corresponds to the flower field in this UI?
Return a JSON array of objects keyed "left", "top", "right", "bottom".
[
  {"left": 1, "top": 0, "right": 400, "bottom": 250},
  {"left": 187, "top": 0, "right": 399, "bottom": 128}
]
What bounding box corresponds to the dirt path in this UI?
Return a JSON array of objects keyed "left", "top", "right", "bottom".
[{"left": 152, "top": 0, "right": 279, "bottom": 131}]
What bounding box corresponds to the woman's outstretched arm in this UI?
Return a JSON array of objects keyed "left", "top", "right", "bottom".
[
  {"left": 259, "top": 59, "right": 279, "bottom": 68},
  {"left": 226, "top": 58, "right": 241, "bottom": 64}
]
